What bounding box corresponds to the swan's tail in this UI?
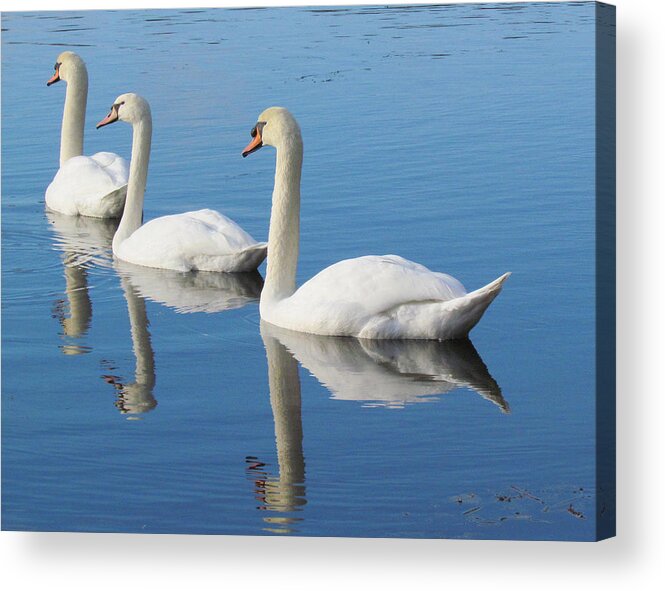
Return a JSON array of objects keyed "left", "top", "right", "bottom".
[
  {"left": 435, "top": 272, "right": 511, "bottom": 339},
  {"left": 467, "top": 272, "right": 511, "bottom": 300},
  {"left": 233, "top": 242, "right": 268, "bottom": 272},
  {"left": 358, "top": 273, "right": 511, "bottom": 340}
]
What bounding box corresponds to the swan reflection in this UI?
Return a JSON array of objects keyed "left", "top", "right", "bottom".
[
  {"left": 114, "top": 260, "right": 263, "bottom": 314},
  {"left": 250, "top": 322, "right": 507, "bottom": 533},
  {"left": 101, "top": 276, "right": 157, "bottom": 416},
  {"left": 263, "top": 323, "right": 509, "bottom": 411},
  {"left": 102, "top": 263, "right": 265, "bottom": 415},
  {"left": 47, "top": 212, "right": 118, "bottom": 354}
]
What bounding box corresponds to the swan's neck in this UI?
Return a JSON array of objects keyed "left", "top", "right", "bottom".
[
  {"left": 263, "top": 137, "right": 303, "bottom": 303},
  {"left": 60, "top": 65, "right": 88, "bottom": 166},
  {"left": 113, "top": 116, "right": 152, "bottom": 253}
]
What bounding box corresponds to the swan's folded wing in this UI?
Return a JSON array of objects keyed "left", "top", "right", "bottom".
[
  {"left": 181, "top": 209, "right": 263, "bottom": 250},
  {"left": 90, "top": 151, "right": 130, "bottom": 188},
  {"left": 116, "top": 209, "right": 265, "bottom": 271},
  {"left": 45, "top": 153, "right": 129, "bottom": 215},
  {"left": 286, "top": 255, "right": 467, "bottom": 323}
]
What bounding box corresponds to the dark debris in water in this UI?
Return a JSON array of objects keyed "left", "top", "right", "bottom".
[
  {"left": 296, "top": 69, "right": 347, "bottom": 84},
  {"left": 510, "top": 485, "right": 545, "bottom": 504},
  {"left": 567, "top": 504, "right": 585, "bottom": 520},
  {"left": 48, "top": 27, "right": 96, "bottom": 33},
  {"left": 452, "top": 485, "right": 593, "bottom": 527},
  {"left": 6, "top": 41, "right": 94, "bottom": 47}
]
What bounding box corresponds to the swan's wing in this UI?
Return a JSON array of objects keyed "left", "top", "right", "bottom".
[
  {"left": 121, "top": 210, "right": 260, "bottom": 257},
  {"left": 117, "top": 209, "right": 266, "bottom": 272},
  {"left": 89, "top": 152, "right": 129, "bottom": 188},
  {"left": 182, "top": 208, "right": 262, "bottom": 248},
  {"left": 284, "top": 255, "right": 466, "bottom": 326},
  {"left": 45, "top": 153, "right": 129, "bottom": 216},
  {"left": 270, "top": 255, "right": 509, "bottom": 338}
]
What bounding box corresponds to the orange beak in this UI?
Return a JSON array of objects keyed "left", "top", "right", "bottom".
[
  {"left": 46, "top": 67, "right": 60, "bottom": 86},
  {"left": 96, "top": 108, "right": 119, "bottom": 129},
  {"left": 242, "top": 127, "right": 263, "bottom": 158}
]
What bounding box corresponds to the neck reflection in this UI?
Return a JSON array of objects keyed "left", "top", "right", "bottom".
[
  {"left": 247, "top": 323, "right": 307, "bottom": 534},
  {"left": 101, "top": 276, "right": 157, "bottom": 416}
]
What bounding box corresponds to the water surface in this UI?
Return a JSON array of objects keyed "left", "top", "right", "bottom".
[{"left": 2, "top": 3, "right": 608, "bottom": 540}]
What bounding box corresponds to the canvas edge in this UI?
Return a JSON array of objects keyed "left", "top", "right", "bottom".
[{"left": 594, "top": 0, "right": 616, "bottom": 542}]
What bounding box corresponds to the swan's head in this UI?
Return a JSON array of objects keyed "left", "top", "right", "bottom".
[
  {"left": 47, "top": 51, "right": 86, "bottom": 86},
  {"left": 242, "top": 107, "right": 302, "bottom": 157},
  {"left": 96, "top": 93, "right": 151, "bottom": 129}
]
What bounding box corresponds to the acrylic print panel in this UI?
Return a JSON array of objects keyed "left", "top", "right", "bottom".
[{"left": 1, "top": 2, "right": 615, "bottom": 541}]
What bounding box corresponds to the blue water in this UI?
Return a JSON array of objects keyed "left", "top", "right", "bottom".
[{"left": 2, "top": 3, "right": 609, "bottom": 540}]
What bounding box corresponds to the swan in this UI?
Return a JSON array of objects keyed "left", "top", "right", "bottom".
[
  {"left": 96, "top": 93, "right": 267, "bottom": 272},
  {"left": 242, "top": 107, "right": 510, "bottom": 340},
  {"left": 45, "top": 51, "right": 129, "bottom": 218},
  {"left": 47, "top": 213, "right": 120, "bottom": 355}
]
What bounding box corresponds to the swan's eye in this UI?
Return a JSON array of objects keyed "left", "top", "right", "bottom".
[
  {"left": 250, "top": 121, "right": 266, "bottom": 138},
  {"left": 54, "top": 62, "right": 60, "bottom": 71}
]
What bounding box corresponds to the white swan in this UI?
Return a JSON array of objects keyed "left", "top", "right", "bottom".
[
  {"left": 242, "top": 107, "right": 510, "bottom": 340},
  {"left": 97, "top": 93, "right": 267, "bottom": 272},
  {"left": 45, "top": 51, "right": 129, "bottom": 218}
]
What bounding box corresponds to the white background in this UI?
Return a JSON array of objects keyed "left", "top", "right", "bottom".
[{"left": 1, "top": 0, "right": 663, "bottom": 589}]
